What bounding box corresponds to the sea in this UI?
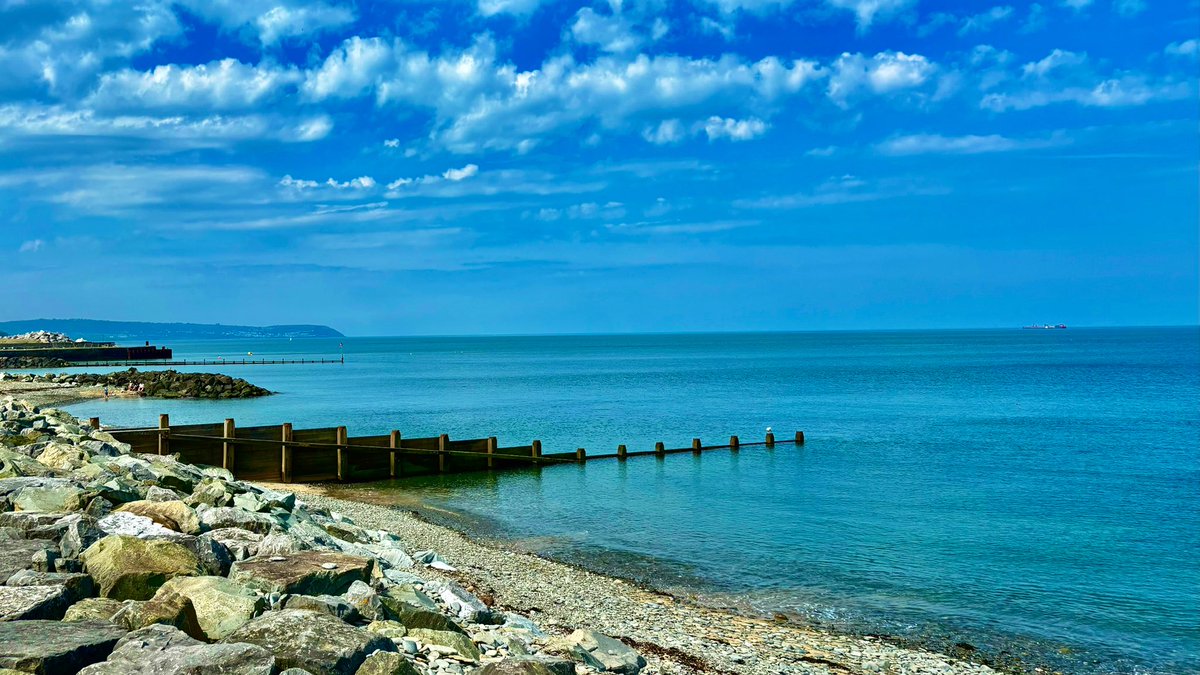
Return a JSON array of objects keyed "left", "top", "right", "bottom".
[{"left": 59, "top": 327, "right": 1199, "bottom": 674}]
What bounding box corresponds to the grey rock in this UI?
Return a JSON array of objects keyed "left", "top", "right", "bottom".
[
  {"left": 425, "top": 579, "right": 497, "bottom": 624},
  {"left": 0, "top": 584, "right": 71, "bottom": 620},
  {"left": 0, "top": 619, "right": 126, "bottom": 675},
  {"left": 78, "top": 623, "right": 274, "bottom": 674},
  {"left": 562, "top": 630, "right": 643, "bottom": 674},
  {"left": 284, "top": 594, "right": 362, "bottom": 623},
  {"left": 354, "top": 651, "right": 421, "bottom": 675},
  {"left": 0, "top": 539, "right": 56, "bottom": 583},
  {"left": 229, "top": 551, "right": 373, "bottom": 596},
  {"left": 144, "top": 486, "right": 182, "bottom": 502},
  {"left": 202, "top": 527, "right": 263, "bottom": 561},
  {"left": 5, "top": 569, "right": 95, "bottom": 601},
  {"left": 199, "top": 507, "right": 278, "bottom": 535},
  {"left": 223, "top": 609, "right": 396, "bottom": 675}
]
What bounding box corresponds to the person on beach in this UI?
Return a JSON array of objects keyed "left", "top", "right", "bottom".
[
  {"left": 103, "top": 386, "right": 109, "bottom": 401},
  {"left": 137, "top": 383, "right": 145, "bottom": 395}
]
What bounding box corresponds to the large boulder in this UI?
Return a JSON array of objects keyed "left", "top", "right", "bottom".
[
  {"left": 114, "top": 501, "right": 201, "bottom": 535},
  {"left": 112, "top": 592, "right": 202, "bottom": 638},
  {"left": 407, "top": 626, "right": 480, "bottom": 661},
  {"left": 353, "top": 651, "right": 421, "bottom": 675},
  {"left": 152, "top": 576, "right": 264, "bottom": 641},
  {"left": 199, "top": 508, "right": 278, "bottom": 535},
  {"left": 5, "top": 569, "right": 95, "bottom": 602},
  {"left": 0, "top": 540, "right": 57, "bottom": 584},
  {"left": 283, "top": 594, "right": 361, "bottom": 623},
  {"left": 34, "top": 444, "right": 89, "bottom": 471},
  {"left": 229, "top": 551, "right": 373, "bottom": 596},
  {"left": 222, "top": 609, "right": 395, "bottom": 675},
  {"left": 0, "top": 585, "right": 71, "bottom": 621},
  {"left": 81, "top": 535, "right": 203, "bottom": 600},
  {"left": 0, "top": 620, "right": 127, "bottom": 675},
  {"left": 9, "top": 480, "right": 88, "bottom": 513},
  {"left": 78, "top": 624, "right": 275, "bottom": 674},
  {"left": 97, "top": 512, "right": 177, "bottom": 538},
  {"left": 424, "top": 579, "right": 496, "bottom": 624},
  {"left": 63, "top": 598, "right": 127, "bottom": 623},
  {"left": 475, "top": 659, "right": 576, "bottom": 675},
  {"left": 559, "top": 630, "right": 643, "bottom": 674},
  {"left": 202, "top": 528, "right": 263, "bottom": 561}
]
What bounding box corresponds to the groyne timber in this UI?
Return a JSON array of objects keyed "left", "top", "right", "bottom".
[{"left": 97, "top": 415, "right": 805, "bottom": 483}]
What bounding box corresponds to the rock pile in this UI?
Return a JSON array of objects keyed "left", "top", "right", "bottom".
[
  {"left": 0, "top": 357, "right": 70, "bottom": 369},
  {"left": 0, "top": 398, "right": 644, "bottom": 675},
  {"left": 0, "top": 331, "right": 78, "bottom": 344},
  {"left": 12, "top": 369, "right": 273, "bottom": 399}
]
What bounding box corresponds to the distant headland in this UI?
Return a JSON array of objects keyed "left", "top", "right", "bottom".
[{"left": 0, "top": 319, "right": 344, "bottom": 341}]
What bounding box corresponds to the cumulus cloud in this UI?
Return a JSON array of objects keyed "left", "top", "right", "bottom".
[
  {"left": 569, "top": 7, "right": 648, "bottom": 53},
  {"left": 88, "top": 59, "right": 300, "bottom": 111},
  {"left": 443, "top": 164, "right": 479, "bottom": 181},
  {"left": 642, "top": 119, "right": 686, "bottom": 144},
  {"left": 828, "top": 51, "right": 935, "bottom": 103},
  {"left": 326, "top": 176, "right": 377, "bottom": 189},
  {"left": 702, "top": 116, "right": 768, "bottom": 141},
  {"left": 980, "top": 49, "right": 1194, "bottom": 111},
  {"left": 383, "top": 138, "right": 401, "bottom": 148},
  {"left": 18, "top": 239, "right": 45, "bottom": 253},
  {"left": 176, "top": 0, "right": 355, "bottom": 45}
]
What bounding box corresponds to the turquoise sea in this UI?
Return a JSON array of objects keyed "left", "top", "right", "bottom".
[{"left": 61, "top": 328, "right": 1200, "bottom": 674}]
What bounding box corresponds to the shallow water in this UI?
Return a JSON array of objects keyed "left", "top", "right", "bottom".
[{"left": 62, "top": 328, "right": 1200, "bottom": 674}]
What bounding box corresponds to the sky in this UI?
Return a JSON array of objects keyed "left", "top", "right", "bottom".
[{"left": 1, "top": 0, "right": 1197, "bottom": 336}]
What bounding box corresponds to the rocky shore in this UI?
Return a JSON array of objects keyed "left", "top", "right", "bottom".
[
  {"left": 0, "top": 397, "right": 1007, "bottom": 675},
  {"left": 0, "top": 369, "right": 272, "bottom": 407},
  {"left": 0, "top": 357, "right": 71, "bottom": 369},
  {"left": 1, "top": 398, "right": 645, "bottom": 675}
]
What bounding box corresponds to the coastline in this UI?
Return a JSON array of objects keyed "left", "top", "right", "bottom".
[
  {"left": 268, "top": 481, "right": 1003, "bottom": 675},
  {"left": 0, "top": 378, "right": 116, "bottom": 408}
]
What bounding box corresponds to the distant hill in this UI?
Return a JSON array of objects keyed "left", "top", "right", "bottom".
[{"left": 0, "top": 319, "right": 344, "bottom": 341}]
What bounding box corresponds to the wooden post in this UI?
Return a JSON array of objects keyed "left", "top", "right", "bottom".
[
  {"left": 438, "top": 434, "right": 449, "bottom": 473},
  {"left": 88, "top": 417, "right": 100, "bottom": 430},
  {"left": 157, "top": 414, "right": 169, "bottom": 455},
  {"left": 576, "top": 448, "right": 586, "bottom": 461},
  {"left": 795, "top": 431, "right": 805, "bottom": 445},
  {"left": 617, "top": 444, "right": 627, "bottom": 459},
  {"left": 655, "top": 441, "right": 665, "bottom": 456},
  {"left": 281, "top": 423, "right": 293, "bottom": 483},
  {"left": 486, "top": 436, "right": 497, "bottom": 470},
  {"left": 389, "top": 431, "right": 400, "bottom": 478},
  {"left": 336, "top": 426, "right": 348, "bottom": 481},
  {"left": 692, "top": 438, "right": 702, "bottom": 455},
  {"left": 766, "top": 431, "right": 776, "bottom": 448},
  {"left": 730, "top": 435, "right": 740, "bottom": 451},
  {"left": 532, "top": 440, "right": 542, "bottom": 464},
  {"left": 222, "top": 418, "right": 236, "bottom": 473}
]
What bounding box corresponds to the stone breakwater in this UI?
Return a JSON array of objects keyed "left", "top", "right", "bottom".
[
  {"left": 0, "top": 399, "right": 1004, "bottom": 675},
  {"left": 0, "top": 357, "right": 71, "bottom": 369},
  {"left": 0, "top": 398, "right": 642, "bottom": 675},
  {"left": 7, "top": 368, "right": 273, "bottom": 399}
]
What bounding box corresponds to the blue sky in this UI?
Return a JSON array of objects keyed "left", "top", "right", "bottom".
[{"left": 1, "top": 0, "right": 1196, "bottom": 335}]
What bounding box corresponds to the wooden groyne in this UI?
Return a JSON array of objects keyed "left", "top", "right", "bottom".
[{"left": 96, "top": 415, "right": 804, "bottom": 483}]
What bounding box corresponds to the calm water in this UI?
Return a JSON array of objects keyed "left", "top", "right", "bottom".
[{"left": 61, "top": 328, "right": 1200, "bottom": 674}]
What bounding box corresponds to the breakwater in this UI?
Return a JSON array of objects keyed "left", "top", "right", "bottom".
[
  {"left": 99, "top": 414, "right": 803, "bottom": 482},
  {"left": 10, "top": 371, "right": 272, "bottom": 400}
]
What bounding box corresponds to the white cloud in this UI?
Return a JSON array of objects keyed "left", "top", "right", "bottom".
[
  {"left": 699, "top": 16, "right": 736, "bottom": 40},
  {"left": 326, "top": 176, "right": 377, "bottom": 189},
  {"left": 254, "top": 4, "right": 355, "bottom": 45},
  {"left": 1022, "top": 49, "right": 1087, "bottom": 78},
  {"left": 88, "top": 59, "right": 300, "bottom": 111},
  {"left": 1060, "top": 0, "right": 1094, "bottom": 8},
  {"left": 0, "top": 104, "right": 330, "bottom": 145},
  {"left": 18, "top": 239, "right": 45, "bottom": 253},
  {"left": 383, "top": 138, "right": 401, "bottom": 148},
  {"left": 959, "top": 6, "right": 1014, "bottom": 34},
  {"left": 175, "top": 0, "right": 355, "bottom": 45},
  {"left": 1165, "top": 39, "right": 1199, "bottom": 58},
  {"left": 982, "top": 76, "right": 1192, "bottom": 111},
  {"left": 876, "top": 132, "right": 1066, "bottom": 155},
  {"left": 826, "top": 0, "right": 916, "bottom": 30},
  {"left": 828, "top": 51, "right": 935, "bottom": 103},
  {"left": 570, "top": 7, "right": 651, "bottom": 53},
  {"left": 702, "top": 116, "right": 768, "bottom": 141},
  {"left": 477, "top": 0, "right": 545, "bottom": 15},
  {"left": 442, "top": 164, "right": 479, "bottom": 181},
  {"left": 1112, "top": 0, "right": 1146, "bottom": 16},
  {"left": 642, "top": 119, "right": 685, "bottom": 144},
  {"left": 279, "top": 175, "right": 319, "bottom": 188}
]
